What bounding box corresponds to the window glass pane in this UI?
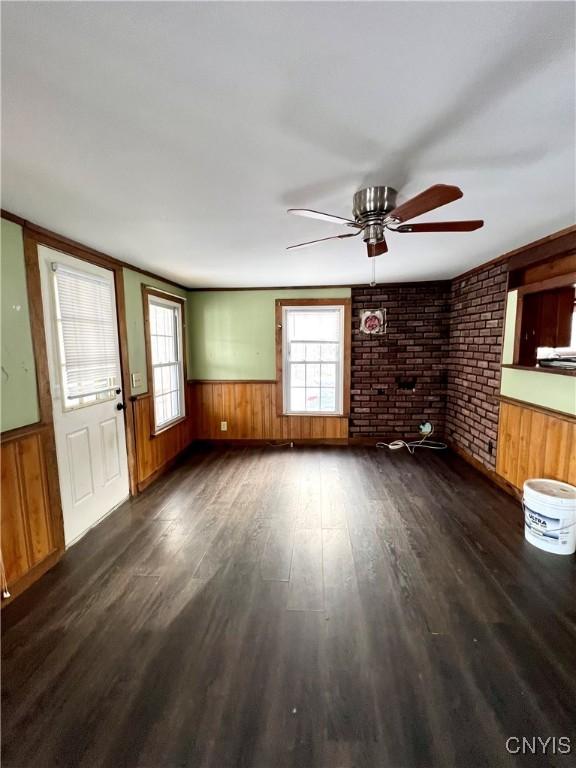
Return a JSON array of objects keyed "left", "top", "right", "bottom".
[
  {"left": 170, "top": 364, "right": 178, "bottom": 391},
  {"left": 321, "top": 343, "right": 338, "bottom": 361},
  {"left": 283, "top": 306, "right": 343, "bottom": 415},
  {"left": 155, "top": 394, "right": 165, "bottom": 425},
  {"left": 161, "top": 366, "right": 170, "bottom": 393},
  {"left": 164, "top": 394, "right": 173, "bottom": 424},
  {"left": 305, "top": 388, "right": 320, "bottom": 411},
  {"left": 154, "top": 367, "right": 162, "bottom": 393},
  {"left": 291, "top": 311, "right": 339, "bottom": 341},
  {"left": 291, "top": 363, "right": 306, "bottom": 387},
  {"left": 290, "top": 342, "right": 306, "bottom": 361},
  {"left": 52, "top": 264, "right": 119, "bottom": 408},
  {"left": 321, "top": 364, "right": 336, "bottom": 387},
  {"left": 150, "top": 297, "right": 184, "bottom": 427},
  {"left": 291, "top": 388, "right": 305, "bottom": 411},
  {"left": 307, "top": 363, "right": 321, "bottom": 387},
  {"left": 320, "top": 388, "right": 336, "bottom": 411},
  {"left": 305, "top": 343, "right": 321, "bottom": 361}
]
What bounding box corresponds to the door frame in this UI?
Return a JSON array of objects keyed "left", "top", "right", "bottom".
[
  {"left": 0, "top": 210, "right": 189, "bottom": 602},
  {"left": 22, "top": 228, "right": 138, "bottom": 497}
]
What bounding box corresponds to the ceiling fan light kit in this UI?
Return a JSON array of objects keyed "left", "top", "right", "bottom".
[{"left": 287, "top": 183, "right": 484, "bottom": 262}]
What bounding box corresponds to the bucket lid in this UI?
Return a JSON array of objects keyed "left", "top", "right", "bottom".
[{"left": 524, "top": 478, "right": 576, "bottom": 501}]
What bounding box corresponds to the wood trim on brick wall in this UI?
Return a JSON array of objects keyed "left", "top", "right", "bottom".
[{"left": 515, "top": 271, "right": 576, "bottom": 297}]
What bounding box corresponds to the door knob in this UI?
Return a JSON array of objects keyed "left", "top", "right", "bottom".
[{"left": 116, "top": 402, "right": 126, "bottom": 411}]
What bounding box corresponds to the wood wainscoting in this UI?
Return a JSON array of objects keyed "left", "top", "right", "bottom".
[
  {"left": 131, "top": 384, "right": 195, "bottom": 491},
  {"left": 496, "top": 399, "right": 576, "bottom": 490},
  {"left": 189, "top": 381, "right": 349, "bottom": 441},
  {"left": 1, "top": 424, "right": 65, "bottom": 604}
]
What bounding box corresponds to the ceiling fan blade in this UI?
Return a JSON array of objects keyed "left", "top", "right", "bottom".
[
  {"left": 393, "top": 220, "right": 484, "bottom": 233},
  {"left": 286, "top": 231, "right": 361, "bottom": 250},
  {"left": 367, "top": 238, "right": 388, "bottom": 258},
  {"left": 287, "top": 208, "right": 359, "bottom": 227},
  {"left": 389, "top": 184, "right": 463, "bottom": 223}
]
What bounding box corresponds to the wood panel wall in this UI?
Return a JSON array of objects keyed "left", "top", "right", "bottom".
[
  {"left": 1, "top": 425, "right": 65, "bottom": 603},
  {"left": 190, "top": 381, "right": 348, "bottom": 441},
  {"left": 132, "top": 384, "right": 195, "bottom": 491},
  {"left": 496, "top": 400, "right": 576, "bottom": 490}
]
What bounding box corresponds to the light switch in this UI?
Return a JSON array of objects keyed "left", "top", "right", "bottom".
[
  {"left": 220, "top": 421, "right": 228, "bottom": 432},
  {"left": 131, "top": 372, "right": 143, "bottom": 388}
]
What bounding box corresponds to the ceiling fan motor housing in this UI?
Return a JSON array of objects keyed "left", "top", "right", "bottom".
[{"left": 353, "top": 186, "right": 397, "bottom": 243}]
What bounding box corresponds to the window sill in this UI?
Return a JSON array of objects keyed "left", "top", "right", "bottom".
[
  {"left": 151, "top": 414, "right": 187, "bottom": 437},
  {"left": 502, "top": 364, "right": 576, "bottom": 377}
]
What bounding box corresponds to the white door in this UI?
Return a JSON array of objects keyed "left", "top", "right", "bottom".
[{"left": 39, "top": 246, "right": 130, "bottom": 545}]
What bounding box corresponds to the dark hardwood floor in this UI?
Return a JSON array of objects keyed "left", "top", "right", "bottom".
[{"left": 2, "top": 446, "right": 575, "bottom": 768}]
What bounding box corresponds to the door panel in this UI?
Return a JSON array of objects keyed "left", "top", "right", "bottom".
[
  {"left": 66, "top": 427, "right": 94, "bottom": 504},
  {"left": 39, "top": 246, "right": 130, "bottom": 545},
  {"left": 100, "top": 417, "right": 121, "bottom": 484}
]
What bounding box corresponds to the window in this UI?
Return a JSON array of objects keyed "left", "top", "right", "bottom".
[
  {"left": 52, "top": 263, "right": 120, "bottom": 410},
  {"left": 516, "top": 283, "right": 576, "bottom": 369},
  {"left": 145, "top": 291, "right": 186, "bottom": 431},
  {"left": 279, "top": 301, "right": 349, "bottom": 415}
]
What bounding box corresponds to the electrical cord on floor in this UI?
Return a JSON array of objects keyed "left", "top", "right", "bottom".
[{"left": 376, "top": 426, "right": 447, "bottom": 455}]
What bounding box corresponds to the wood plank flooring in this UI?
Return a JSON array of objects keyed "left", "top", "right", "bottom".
[{"left": 2, "top": 446, "right": 575, "bottom": 768}]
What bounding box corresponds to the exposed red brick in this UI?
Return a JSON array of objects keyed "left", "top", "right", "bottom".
[
  {"left": 349, "top": 262, "right": 508, "bottom": 470},
  {"left": 350, "top": 282, "right": 450, "bottom": 441}
]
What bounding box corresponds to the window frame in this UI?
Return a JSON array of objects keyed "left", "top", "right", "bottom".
[
  {"left": 510, "top": 271, "right": 576, "bottom": 375},
  {"left": 275, "top": 298, "right": 351, "bottom": 417},
  {"left": 142, "top": 286, "right": 187, "bottom": 435}
]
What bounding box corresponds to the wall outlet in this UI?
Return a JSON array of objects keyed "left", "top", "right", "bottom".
[
  {"left": 220, "top": 421, "right": 228, "bottom": 432},
  {"left": 131, "top": 372, "right": 143, "bottom": 388}
]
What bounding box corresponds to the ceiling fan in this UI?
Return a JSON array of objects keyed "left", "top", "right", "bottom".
[{"left": 287, "top": 184, "right": 483, "bottom": 257}]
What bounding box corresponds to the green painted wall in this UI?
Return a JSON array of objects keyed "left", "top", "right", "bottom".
[
  {"left": 1, "top": 219, "right": 40, "bottom": 431},
  {"left": 123, "top": 268, "right": 189, "bottom": 395},
  {"left": 500, "top": 289, "right": 576, "bottom": 415},
  {"left": 188, "top": 288, "right": 351, "bottom": 380},
  {"left": 500, "top": 367, "right": 576, "bottom": 415}
]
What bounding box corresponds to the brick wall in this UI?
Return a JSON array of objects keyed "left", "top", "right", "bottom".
[
  {"left": 350, "top": 282, "right": 451, "bottom": 440},
  {"left": 445, "top": 261, "right": 508, "bottom": 470}
]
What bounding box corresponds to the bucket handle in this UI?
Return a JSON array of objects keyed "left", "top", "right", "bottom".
[{"left": 522, "top": 501, "right": 576, "bottom": 533}]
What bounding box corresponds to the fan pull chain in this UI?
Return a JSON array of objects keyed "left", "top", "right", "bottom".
[{"left": 370, "top": 257, "right": 376, "bottom": 287}]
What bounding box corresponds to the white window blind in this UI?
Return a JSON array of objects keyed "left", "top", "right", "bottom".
[
  {"left": 283, "top": 306, "right": 344, "bottom": 415},
  {"left": 148, "top": 296, "right": 185, "bottom": 429},
  {"left": 52, "top": 263, "right": 120, "bottom": 408}
]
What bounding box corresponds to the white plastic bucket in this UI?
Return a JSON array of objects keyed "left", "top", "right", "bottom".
[{"left": 523, "top": 478, "right": 576, "bottom": 556}]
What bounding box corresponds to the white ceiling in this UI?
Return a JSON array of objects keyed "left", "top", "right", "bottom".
[{"left": 2, "top": 2, "right": 574, "bottom": 288}]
